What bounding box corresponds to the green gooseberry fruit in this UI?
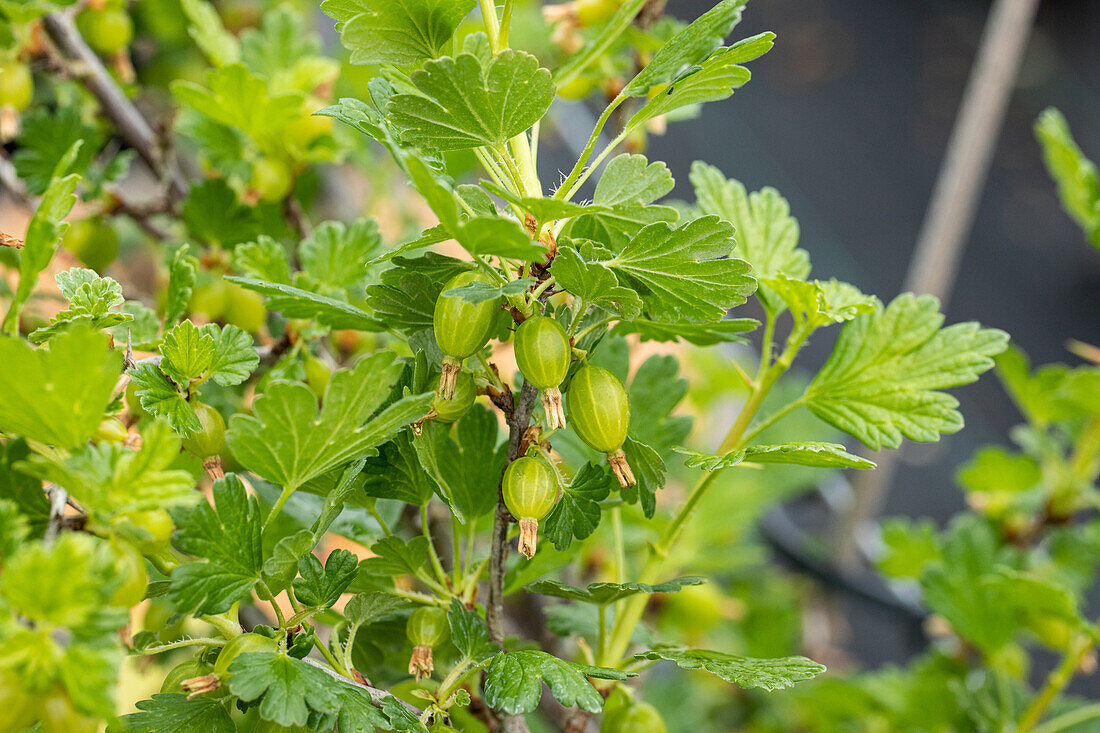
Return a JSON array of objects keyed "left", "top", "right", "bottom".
[
  {"left": 514, "top": 315, "right": 571, "bottom": 430},
  {"left": 433, "top": 271, "right": 499, "bottom": 399},
  {"left": 431, "top": 370, "right": 476, "bottom": 423},
  {"left": 502, "top": 455, "right": 558, "bottom": 558},
  {"left": 567, "top": 364, "right": 635, "bottom": 488},
  {"left": 406, "top": 606, "right": 450, "bottom": 681}
]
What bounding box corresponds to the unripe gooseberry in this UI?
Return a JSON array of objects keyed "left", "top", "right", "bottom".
[
  {"left": 601, "top": 701, "right": 666, "bottom": 733},
  {"left": 250, "top": 157, "right": 293, "bottom": 203},
  {"left": 566, "top": 364, "right": 635, "bottom": 489},
  {"left": 502, "top": 455, "right": 559, "bottom": 559},
  {"left": 0, "top": 60, "right": 33, "bottom": 111},
  {"left": 77, "top": 7, "right": 134, "bottom": 55},
  {"left": 433, "top": 271, "right": 500, "bottom": 399},
  {"left": 514, "top": 315, "right": 571, "bottom": 430},
  {"left": 93, "top": 416, "right": 129, "bottom": 443},
  {"left": 182, "top": 402, "right": 226, "bottom": 480},
  {"left": 431, "top": 370, "right": 476, "bottom": 423},
  {"left": 406, "top": 606, "right": 450, "bottom": 681}
]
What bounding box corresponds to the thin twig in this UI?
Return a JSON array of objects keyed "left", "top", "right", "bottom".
[
  {"left": 300, "top": 657, "right": 421, "bottom": 715},
  {"left": 488, "top": 379, "right": 538, "bottom": 733},
  {"left": 41, "top": 11, "right": 188, "bottom": 200}
]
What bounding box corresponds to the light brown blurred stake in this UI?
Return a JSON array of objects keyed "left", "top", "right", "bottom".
[{"left": 835, "top": 0, "right": 1042, "bottom": 567}]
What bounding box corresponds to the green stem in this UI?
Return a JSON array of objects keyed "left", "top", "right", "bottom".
[
  {"left": 597, "top": 604, "right": 608, "bottom": 665},
  {"left": 738, "top": 396, "right": 808, "bottom": 448},
  {"left": 342, "top": 622, "right": 360, "bottom": 674},
  {"left": 553, "top": 95, "right": 626, "bottom": 203},
  {"left": 610, "top": 507, "right": 626, "bottom": 584},
  {"left": 137, "top": 636, "right": 227, "bottom": 654},
  {"left": 201, "top": 613, "right": 243, "bottom": 639},
  {"left": 316, "top": 633, "right": 352, "bottom": 677},
  {"left": 495, "top": 144, "right": 528, "bottom": 195},
  {"left": 756, "top": 308, "right": 777, "bottom": 381},
  {"left": 1031, "top": 702, "right": 1100, "bottom": 733},
  {"left": 369, "top": 504, "right": 392, "bottom": 537},
  {"left": 257, "top": 581, "right": 287, "bottom": 627},
  {"left": 452, "top": 514, "right": 463, "bottom": 587},
  {"left": 1018, "top": 634, "right": 1094, "bottom": 733},
  {"left": 263, "top": 484, "right": 296, "bottom": 533},
  {"left": 422, "top": 503, "right": 451, "bottom": 589},
  {"left": 498, "top": 0, "right": 514, "bottom": 48},
  {"left": 479, "top": 0, "right": 501, "bottom": 53},
  {"left": 530, "top": 276, "right": 556, "bottom": 303},
  {"left": 603, "top": 337, "right": 802, "bottom": 665}
]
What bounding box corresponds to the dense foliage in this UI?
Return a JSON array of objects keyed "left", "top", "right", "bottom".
[{"left": 0, "top": 0, "right": 1097, "bottom": 731}]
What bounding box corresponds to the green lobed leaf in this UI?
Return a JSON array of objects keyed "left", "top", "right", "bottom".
[
  {"left": 165, "top": 246, "right": 198, "bottom": 327},
  {"left": 920, "top": 518, "right": 1016, "bottom": 653},
  {"left": 763, "top": 274, "right": 875, "bottom": 329},
  {"left": 322, "top": 0, "right": 475, "bottom": 66},
  {"left": 412, "top": 404, "right": 507, "bottom": 520},
  {"left": 634, "top": 645, "right": 826, "bottom": 691},
  {"left": 344, "top": 591, "right": 412, "bottom": 626},
  {"left": 5, "top": 142, "right": 82, "bottom": 328},
  {"left": 179, "top": 177, "right": 262, "bottom": 248},
  {"left": 173, "top": 64, "right": 303, "bottom": 142},
  {"left": 298, "top": 219, "right": 382, "bottom": 295},
  {"left": 387, "top": 50, "right": 553, "bottom": 151},
  {"left": 805, "top": 294, "right": 1009, "bottom": 450},
  {"left": 128, "top": 361, "right": 201, "bottom": 435},
  {"left": 601, "top": 216, "right": 756, "bottom": 322},
  {"left": 227, "top": 351, "right": 432, "bottom": 491},
  {"left": 483, "top": 650, "right": 628, "bottom": 714},
  {"left": 621, "top": 437, "right": 665, "bottom": 518},
  {"left": 227, "top": 652, "right": 343, "bottom": 727},
  {"left": 612, "top": 317, "right": 758, "bottom": 345},
  {"left": 550, "top": 245, "right": 642, "bottom": 320},
  {"left": 0, "top": 325, "right": 121, "bottom": 449},
  {"left": 228, "top": 276, "right": 381, "bottom": 331},
  {"left": 12, "top": 107, "right": 100, "bottom": 195},
  {"left": 626, "top": 35, "right": 770, "bottom": 131},
  {"left": 160, "top": 319, "right": 216, "bottom": 384},
  {"left": 235, "top": 235, "right": 292, "bottom": 284},
  {"left": 19, "top": 419, "right": 199, "bottom": 523},
  {"left": 179, "top": 0, "right": 241, "bottom": 67},
  {"left": 114, "top": 693, "right": 235, "bottom": 733},
  {"left": 293, "top": 549, "right": 360, "bottom": 608},
  {"left": 691, "top": 162, "right": 810, "bottom": 312},
  {"left": 442, "top": 277, "right": 536, "bottom": 304},
  {"left": 1035, "top": 107, "right": 1100, "bottom": 249},
  {"left": 875, "top": 518, "right": 941, "bottom": 580},
  {"left": 527, "top": 576, "right": 705, "bottom": 606},
  {"left": 169, "top": 474, "right": 264, "bottom": 614},
  {"left": 543, "top": 462, "right": 615, "bottom": 551},
  {"left": 567, "top": 154, "right": 678, "bottom": 249},
  {"left": 623, "top": 0, "right": 748, "bottom": 96},
  {"left": 627, "top": 354, "right": 692, "bottom": 457},
  {"left": 359, "top": 535, "right": 430, "bottom": 577},
  {"left": 30, "top": 268, "right": 133, "bottom": 343},
  {"left": 447, "top": 598, "right": 497, "bottom": 662},
  {"left": 0, "top": 532, "right": 116, "bottom": 628}
]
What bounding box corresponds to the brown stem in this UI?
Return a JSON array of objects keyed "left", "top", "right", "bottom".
[
  {"left": 488, "top": 379, "right": 538, "bottom": 733},
  {"left": 41, "top": 12, "right": 188, "bottom": 201}
]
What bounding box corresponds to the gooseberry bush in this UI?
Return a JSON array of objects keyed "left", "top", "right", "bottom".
[{"left": 0, "top": 0, "right": 1097, "bottom": 730}]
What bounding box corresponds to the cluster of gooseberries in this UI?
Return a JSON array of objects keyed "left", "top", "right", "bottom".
[{"left": 429, "top": 270, "right": 635, "bottom": 559}]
